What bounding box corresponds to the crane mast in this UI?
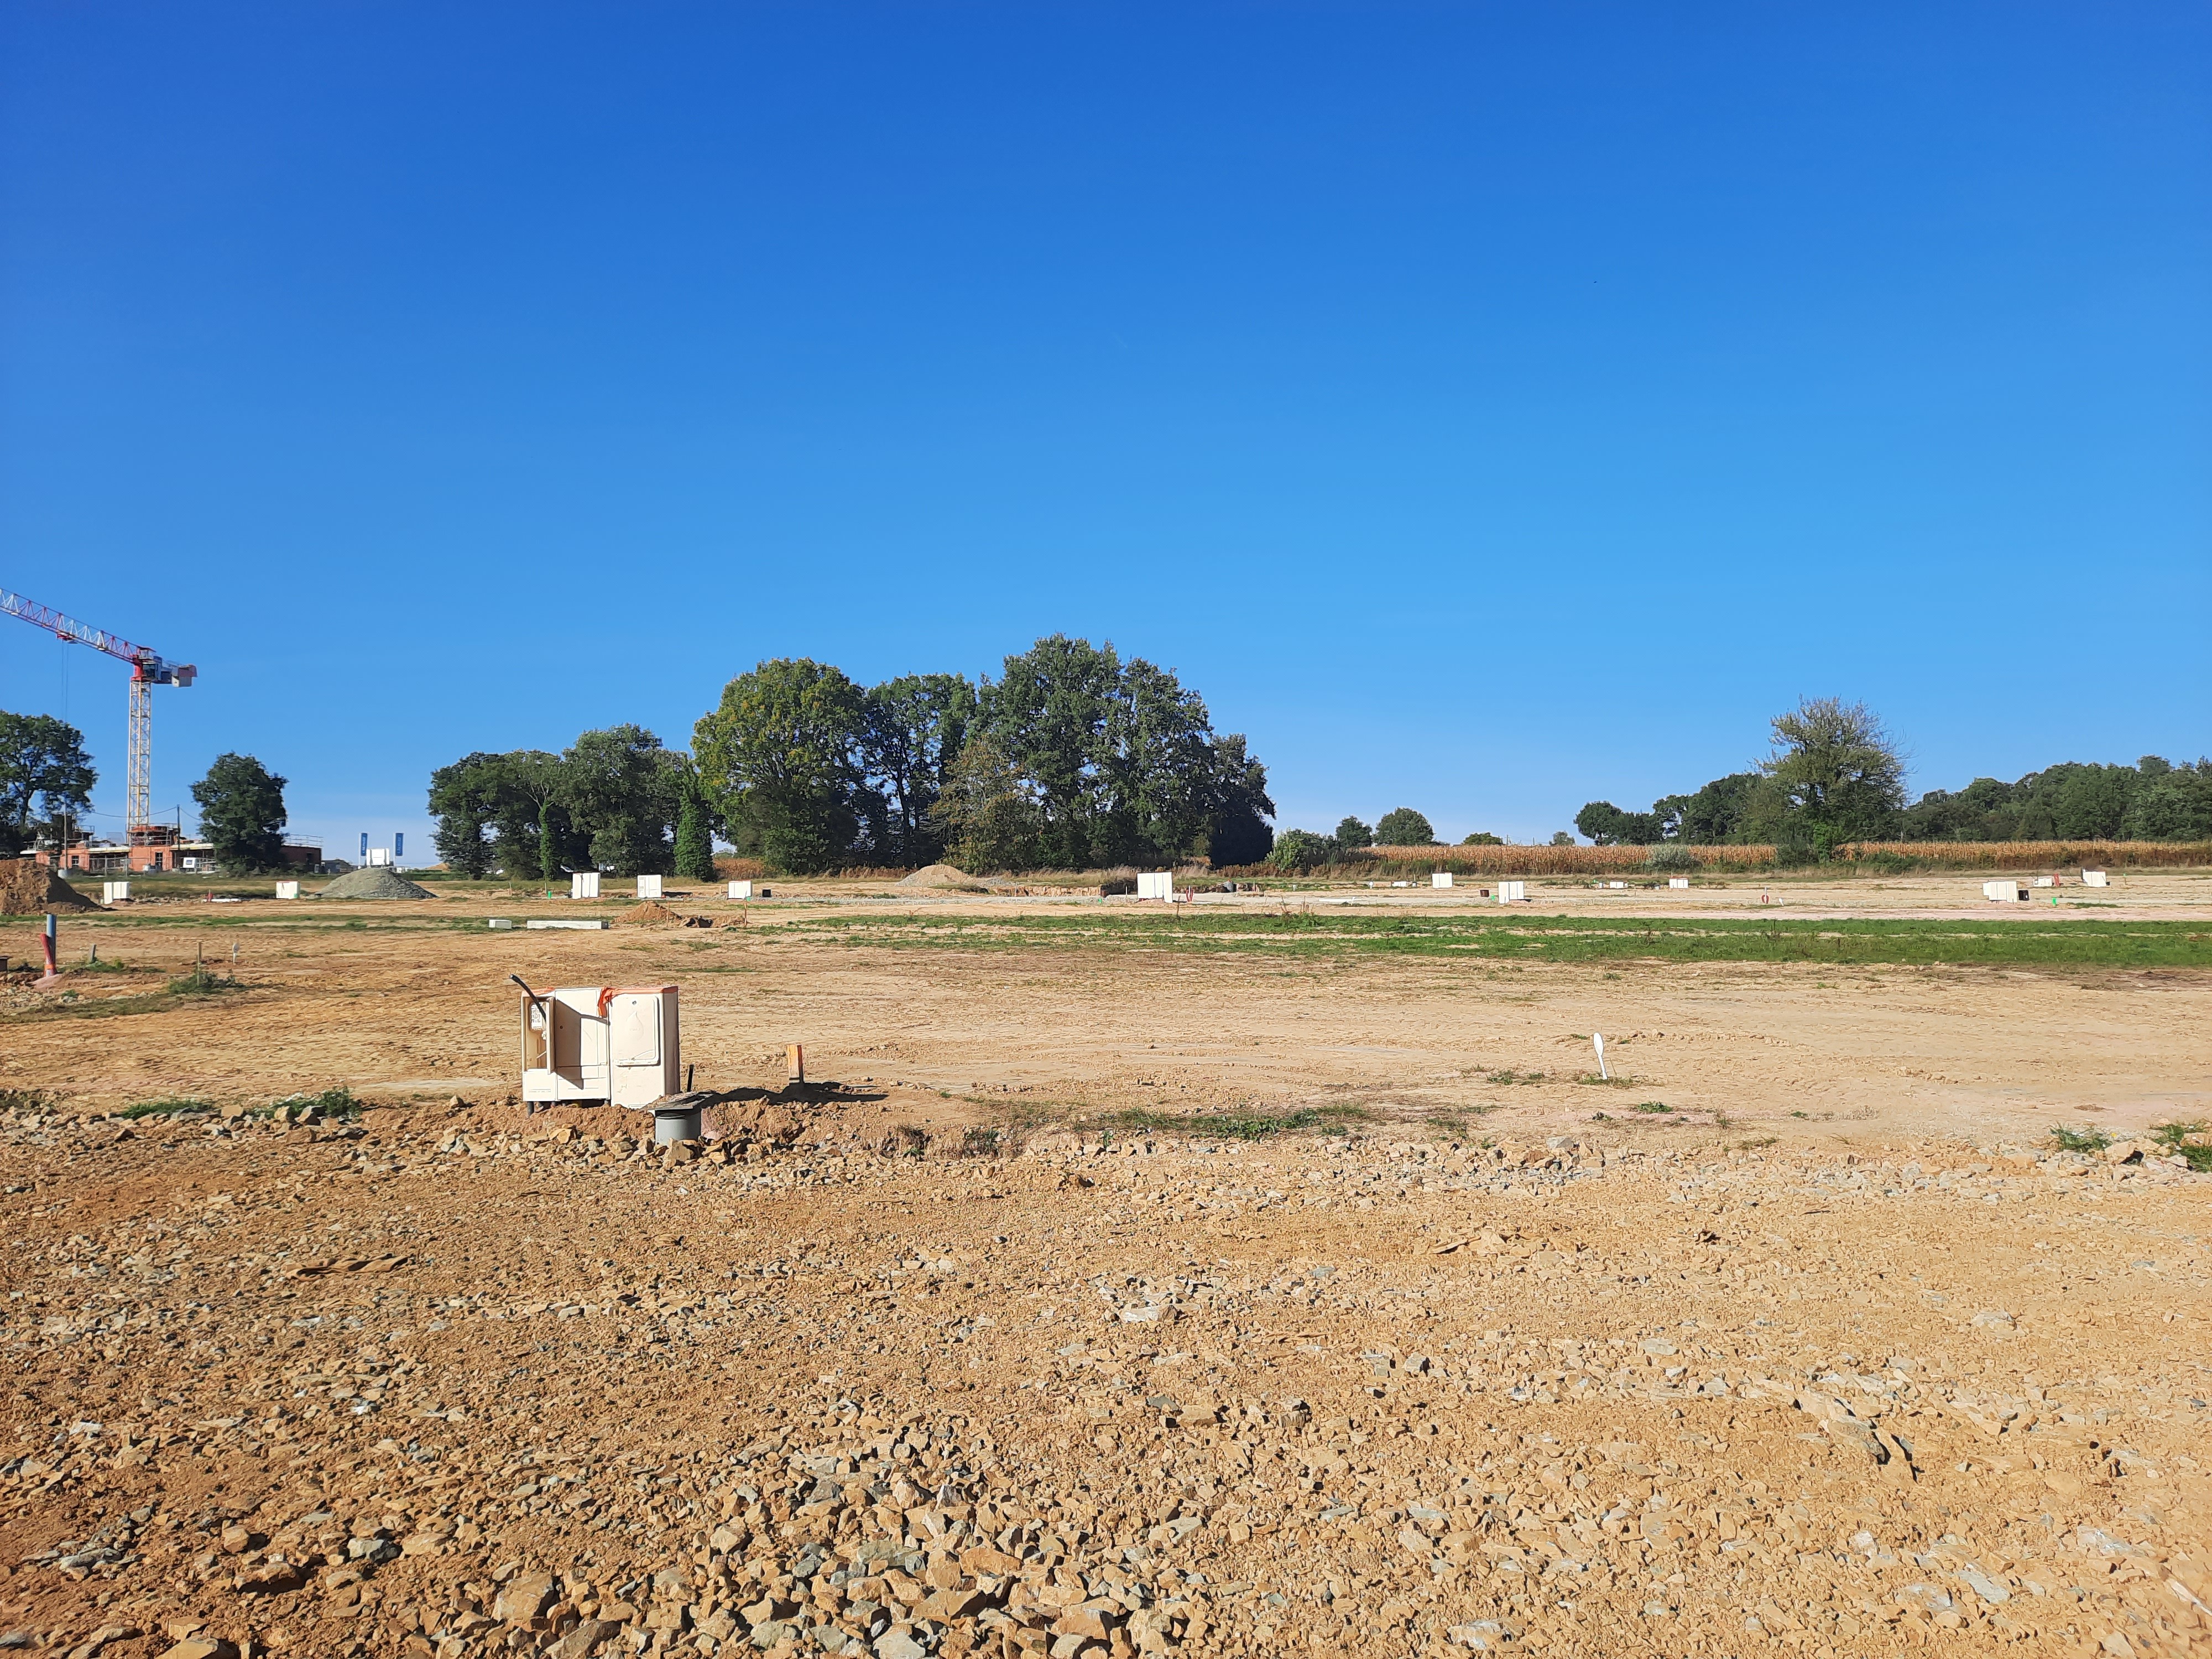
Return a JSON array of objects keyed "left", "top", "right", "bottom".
[{"left": 1, "top": 587, "right": 196, "bottom": 834}]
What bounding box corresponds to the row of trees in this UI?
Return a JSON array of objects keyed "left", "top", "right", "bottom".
[
  {"left": 1, "top": 708, "right": 294, "bottom": 871},
  {"left": 428, "top": 637, "right": 1277, "bottom": 877},
  {"left": 428, "top": 726, "right": 705, "bottom": 880},
  {"left": 1576, "top": 699, "right": 2212, "bottom": 857},
  {"left": 1263, "top": 808, "right": 1528, "bottom": 870}
]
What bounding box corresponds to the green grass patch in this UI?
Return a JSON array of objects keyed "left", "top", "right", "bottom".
[
  {"left": 272, "top": 1087, "right": 363, "bottom": 1121},
  {"left": 782, "top": 909, "right": 2211, "bottom": 969},
  {"left": 118, "top": 1095, "right": 217, "bottom": 1120},
  {"left": 1631, "top": 1102, "right": 1674, "bottom": 1114},
  {"left": 2050, "top": 1124, "right": 2114, "bottom": 1153},
  {"left": 166, "top": 968, "right": 247, "bottom": 998},
  {"left": 1095, "top": 1102, "right": 1372, "bottom": 1141},
  {"left": 2150, "top": 1120, "right": 2212, "bottom": 1172}
]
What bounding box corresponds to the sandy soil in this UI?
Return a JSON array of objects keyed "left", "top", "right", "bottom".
[{"left": 0, "top": 883, "right": 2206, "bottom": 1658}]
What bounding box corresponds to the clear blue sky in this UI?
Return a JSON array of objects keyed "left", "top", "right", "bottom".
[{"left": 2, "top": 3, "right": 2206, "bottom": 858}]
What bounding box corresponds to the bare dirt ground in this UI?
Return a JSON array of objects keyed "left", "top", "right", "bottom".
[{"left": 1, "top": 878, "right": 2206, "bottom": 1659}]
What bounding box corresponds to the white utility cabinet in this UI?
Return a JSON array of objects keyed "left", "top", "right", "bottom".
[
  {"left": 729, "top": 880, "right": 752, "bottom": 899},
  {"left": 1496, "top": 880, "right": 1526, "bottom": 903},
  {"left": 521, "top": 983, "right": 681, "bottom": 1107},
  {"left": 1136, "top": 871, "right": 1174, "bottom": 900},
  {"left": 636, "top": 874, "right": 663, "bottom": 900},
  {"left": 1668, "top": 877, "right": 1691, "bottom": 889},
  {"left": 275, "top": 880, "right": 299, "bottom": 900},
  {"left": 2081, "top": 870, "right": 2109, "bottom": 887},
  {"left": 1431, "top": 872, "right": 1453, "bottom": 888},
  {"left": 102, "top": 881, "right": 130, "bottom": 904},
  {"left": 572, "top": 872, "right": 601, "bottom": 900},
  {"left": 1983, "top": 879, "right": 2028, "bottom": 902}
]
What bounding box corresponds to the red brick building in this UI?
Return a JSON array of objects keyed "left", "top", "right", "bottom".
[{"left": 36, "top": 825, "right": 322, "bottom": 874}]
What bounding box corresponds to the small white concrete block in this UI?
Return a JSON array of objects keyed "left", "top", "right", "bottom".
[
  {"left": 273, "top": 879, "right": 299, "bottom": 900},
  {"left": 2081, "top": 870, "right": 2108, "bottom": 887},
  {"left": 526, "top": 918, "right": 610, "bottom": 930},
  {"left": 487, "top": 917, "right": 515, "bottom": 930},
  {"left": 729, "top": 880, "right": 753, "bottom": 900},
  {"left": 635, "top": 874, "right": 663, "bottom": 900},
  {"left": 102, "top": 880, "right": 131, "bottom": 904},
  {"left": 2033, "top": 877, "right": 2055, "bottom": 888},
  {"left": 1432, "top": 872, "right": 1453, "bottom": 888},
  {"left": 571, "top": 872, "right": 601, "bottom": 900},
  {"left": 1668, "top": 877, "right": 1690, "bottom": 889},
  {"left": 1983, "top": 879, "right": 2028, "bottom": 902}
]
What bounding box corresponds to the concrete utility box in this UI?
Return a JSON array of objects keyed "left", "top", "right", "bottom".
[
  {"left": 102, "top": 881, "right": 129, "bottom": 904},
  {"left": 1496, "top": 880, "right": 1526, "bottom": 903},
  {"left": 274, "top": 879, "right": 300, "bottom": 900},
  {"left": 572, "top": 872, "right": 601, "bottom": 900},
  {"left": 1431, "top": 872, "right": 1453, "bottom": 888},
  {"left": 1984, "top": 879, "right": 2028, "bottom": 902},
  {"left": 521, "top": 984, "right": 681, "bottom": 1107},
  {"left": 2082, "top": 870, "right": 2109, "bottom": 887},
  {"left": 728, "top": 880, "right": 752, "bottom": 900},
  {"left": 636, "top": 874, "right": 663, "bottom": 900},
  {"left": 1136, "top": 871, "right": 1174, "bottom": 900},
  {"left": 1668, "top": 877, "right": 1691, "bottom": 890},
  {"left": 368, "top": 848, "right": 393, "bottom": 867}
]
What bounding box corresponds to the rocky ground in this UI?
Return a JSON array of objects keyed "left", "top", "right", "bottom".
[
  {"left": 0, "top": 884, "right": 2207, "bottom": 1657},
  {"left": 1, "top": 1095, "right": 2206, "bottom": 1659}
]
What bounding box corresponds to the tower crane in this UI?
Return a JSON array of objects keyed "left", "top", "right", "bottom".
[{"left": 2, "top": 587, "right": 196, "bottom": 837}]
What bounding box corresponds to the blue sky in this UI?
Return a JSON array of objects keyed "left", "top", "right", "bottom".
[{"left": 2, "top": 3, "right": 2206, "bottom": 858}]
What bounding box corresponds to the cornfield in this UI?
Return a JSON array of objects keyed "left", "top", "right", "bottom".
[{"left": 1832, "top": 839, "right": 2212, "bottom": 870}]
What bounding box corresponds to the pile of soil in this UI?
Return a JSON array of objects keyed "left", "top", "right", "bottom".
[
  {"left": 619, "top": 900, "right": 689, "bottom": 926},
  {"left": 0, "top": 858, "right": 98, "bottom": 914},
  {"left": 896, "top": 862, "right": 990, "bottom": 890},
  {"left": 314, "top": 866, "right": 435, "bottom": 900}
]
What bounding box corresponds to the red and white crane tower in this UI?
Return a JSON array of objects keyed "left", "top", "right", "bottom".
[{"left": 1, "top": 587, "right": 197, "bottom": 837}]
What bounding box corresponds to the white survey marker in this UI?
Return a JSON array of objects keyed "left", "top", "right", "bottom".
[{"left": 1593, "top": 1031, "right": 1608, "bottom": 1080}]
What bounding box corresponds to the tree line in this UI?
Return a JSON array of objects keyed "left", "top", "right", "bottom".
[
  {"left": 427, "top": 635, "right": 1276, "bottom": 878},
  {"left": 1575, "top": 698, "right": 2212, "bottom": 858},
  {"left": 1, "top": 708, "right": 295, "bottom": 870}
]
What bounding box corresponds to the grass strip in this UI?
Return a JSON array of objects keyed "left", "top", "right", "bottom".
[{"left": 784, "top": 910, "right": 2210, "bottom": 969}]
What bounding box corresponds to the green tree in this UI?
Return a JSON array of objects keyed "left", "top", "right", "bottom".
[
  {"left": 2121, "top": 760, "right": 2212, "bottom": 841},
  {"left": 192, "top": 753, "right": 288, "bottom": 873},
  {"left": 1759, "top": 697, "right": 1906, "bottom": 854},
  {"left": 1265, "top": 827, "right": 1337, "bottom": 871},
  {"left": 927, "top": 734, "right": 1043, "bottom": 874},
  {"left": 673, "top": 763, "right": 718, "bottom": 882},
  {"left": 1655, "top": 772, "right": 1762, "bottom": 843},
  {"left": 1374, "top": 807, "right": 1434, "bottom": 846},
  {"left": 1460, "top": 831, "right": 1504, "bottom": 846},
  {"left": 1206, "top": 733, "right": 1276, "bottom": 867},
  {"left": 1548, "top": 831, "right": 1574, "bottom": 847},
  {"left": 426, "top": 752, "right": 506, "bottom": 878},
  {"left": 562, "top": 726, "right": 681, "bottom": 875},
  {"left": 855, "top": 673, "right": 977, "bottom": 865},
  {"left": 693, "top": 659, "right": 865, "bottom": 875},
  {"left": 980, "top": 635, "right": 1124, "bottom": 868},
  {"left": 0, "top": 711, "right": 95, "bottom": 858},
  {"left": 1574, "top": 801, "right": 1663, "bottom": 845},
  {"left": 1334, "top": 816, "right": 1373, "bottom": 848}
]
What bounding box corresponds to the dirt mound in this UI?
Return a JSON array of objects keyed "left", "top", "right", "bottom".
[
  {"left": 314, "top": 866, "right": 435, "bottom": 900},
  {"left": 0, "top": 858, "right": 98, "bottom": 915},
  {"left": 897, "top": 862, "right": 989, "bottom": 890},
  {"left": 620, "top": 901, "right": 687, "bottom": 925}
]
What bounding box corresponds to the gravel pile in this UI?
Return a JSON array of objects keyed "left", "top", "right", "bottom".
[
  {"left": 896, "top": 864, "right": 990, "bottom": 891},
  {"left": 314, "top": 866, "right": 435, "bottom": 900}
]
